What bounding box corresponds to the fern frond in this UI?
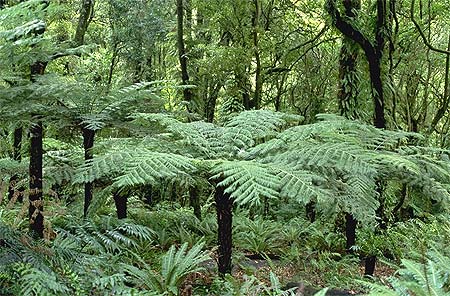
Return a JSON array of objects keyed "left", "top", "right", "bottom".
[
  {"left": 270, "top": 141, "right": 376, "bottom": 177},
  {"left": 113, "top": 150, "right": 197, "bottom": 188},
  {"left": 273, "top": 165, "right": 333, "bottom": 206},
  {"left": 399, "top": 259, "right": 448, "bottom": 296},
  {"left": 123, "top": 241, "right": 209, "bottom": 295},
  {"left": 212, "top": 160, "right": 280, "bottom": 206},
  {"left": 339, "top": 174, "right": 379, "bottom": 221}
]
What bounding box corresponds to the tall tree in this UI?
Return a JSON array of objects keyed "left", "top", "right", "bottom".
[
  {"left": 74, "top": 0, "right": 95, "bottom": 217},
  {"left": 29, "top": 61, "right": 47, "bottom": 238},
  {"left": 335, "top": 0, "right": 361, "bottom": 255},
  {"left": 327, "top": 0, "right": 394, "bottom": 276},
  {"left": 326, "top": 0, "right": 390, "bottom": 128},
  {"left": 176, "top": 0, "right": 193, "bottom": 113},
  {"left": 74, "top": 0, "right": 93, "bottom": 46}
]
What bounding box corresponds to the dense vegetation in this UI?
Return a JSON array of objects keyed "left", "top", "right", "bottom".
[{"left": 1, "top": 0, "right": 450, "bottom": 295}]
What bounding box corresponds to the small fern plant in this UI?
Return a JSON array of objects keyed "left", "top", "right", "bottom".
[
  {"left": 122, "top": 241, "right": 210, "bottom": 295},
  {"left": 365, "top": 249, "right": 450, "bottom": 296}
]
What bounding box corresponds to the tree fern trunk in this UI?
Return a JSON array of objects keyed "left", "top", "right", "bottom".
[
  {"left": 365, "top": 180, "right": 387, "bottom": 276},
  {"left": 364, "top": 255, "right": 376, "bottom": 276},
  {"left": 29, "top": 60, "right": 47, "bottom": 238},
  {"left": 305, "top": 201, "right": 316, "bottom": 222},
  {"left": 143, "top": 185, "right": 153, "bottom": 206},
  {"left": 83, "top": 128, "right": 95, "bottom": 217},
  {"left": 8, "top": 127, "right": 23, "bottom": 203},
  {"left": 189, "top": 186, "right": 201, "bottom": 220},
  {"left": 113, "top": 190, "right": 127, "bottom": 219},
  {"left": 29, "top": 120, "right": 44, "bottom": 238},
  {"left": 215, "top": 185, "right": 233, "bottom": 275},
  {"left": 345, "top": 212, "right": 357, "bottom": 253}
]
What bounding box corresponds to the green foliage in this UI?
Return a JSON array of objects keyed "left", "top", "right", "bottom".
[
  {"left": 123, "top": 241, "right": 210, "bottom": 296},
  {"left": 366, "top": 250, "right": 450, "bottom": 296},
  {"left": 234, "top": 216, "right": 283, "bottom": 255}
]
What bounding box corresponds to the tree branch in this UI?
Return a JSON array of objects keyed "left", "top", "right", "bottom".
[
  {"left": 410, "top": 0, "right": 450, "bottom": 55},
  {"left": 325, "top": 0, "right": 375, "bottom": 57}
]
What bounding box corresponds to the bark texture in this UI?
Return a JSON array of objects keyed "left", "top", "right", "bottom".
[
  {"left": 215, "top": 185, "right": 233, "bottom": 275},
  {"left": 83, "top": 128, "right": 95, "bottom": 217},
  {"left": 113, "top": 190, "right": 128, "bottom": 219}
]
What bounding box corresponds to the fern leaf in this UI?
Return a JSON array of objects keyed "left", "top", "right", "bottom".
[{"left": 212, "top": 161, "right": 280, "bottom": 206}]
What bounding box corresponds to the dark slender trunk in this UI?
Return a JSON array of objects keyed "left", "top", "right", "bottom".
[
  {"left": 364, "top": 256, "right": 376, "bottom": 276},
  {"left": 82, "top": 128, "right": 95, "bottom": 217},
  {"left": 189, "top": 186, "right": 201, "bottom": 220},
  {"left": 205, "top": 83, "right": 221, "bottom": 122},
  {"left": 107, "top": 43, "right": 119, "bottom": 86},
  {"left": 12, "top": 127, "right": 22, "bottom": 161},
  {"left": 368, "top": 57, "right": 385, "bottom": 128},
  {"left": 337, "top": 2, "right": 360, "bottom": 251},
  {"left": 29, "top": 120, "right": 44, "bottom": 238},
  {"left": 252, "top": 0, "right": 262, "bottom": 110},
  {"left": 305, "top": 201, "right": 316, "bottom": 222},
  {"left": 327, "top": 0, "right": 389, "bottom": 276},
  {"left": 215, "top": 185, "right": 233, "bottom": 275},
  {"left": 143, "top": 185, "right": 153, "bottom": 206},
  {"left": 8, "top": 127, "right": 23, "bottom": 203},
  {"left": 345, "top": 212, "right": 357, "bottom": 253},
  {"left": 29, "top": 61, "right": 47, "bottom": 238},
  {"left": 365, "top": 0, "right": 388, "bottom": 271},
  {"left": 113, "top": 190, "right": 127, "bottom": 219},
  {"left": 365, "top": 181, "right": 387, "bottom": 276},
  {"left": 176, "top": 0, "right": 192, "bottom": 111}
]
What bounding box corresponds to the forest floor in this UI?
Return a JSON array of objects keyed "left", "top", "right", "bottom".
[{"left": 189, "top": 253, "right": 396, "bottom": 295}]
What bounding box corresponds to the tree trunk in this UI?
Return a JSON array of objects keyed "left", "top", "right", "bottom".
[
  {"left": 364, "top": 256, "right": 376, "bottom": 276},
  {"left": 29, "top": 120, "right": 44, "bottom": 238},
  {"left": 368, "top": 56, "right": 385, "bottom": 128},
  {"left": 74, "top": 0, "right": 93, "bottom": 46},
  {"left": 8, "top": 127, "right": 23, "bottom": 203},
  {"left": 113, "top": 190, "right": 127, "bottom": 219},
  {"left": 189, "top": 186, "right": 201, "bottom": 220},
  {"left": 83, "top": 128, "right": 95, "bottom": 217},
  {"left": 338, "top": 38, "right": 360, "bottom": 118},
  {"left": 215, "top": 185, "right": 233, "bottom": 275},
  {"left": 345, "top": 213, "right": 357, "bottom": 253},
  {"left": 305, "top": 201, "right": 316, "bottom": 223},
  {"left": 336, "top": 0, "right": 361, "bottom": 253},
  {"left": 427, "top": 35, "right": 450, "bottom": 134},
  {"left": 327, "top": 0, "right": 389, "bottom": 275},
  {"left": 252, "top": 0, "right": 262, "bottom": 110},
  {"left": 326, "top": 0, "right": 387, "bottom": 128},
  {"left": 205, "top": 82, "right": 221, "bottom": 123},
  {"left": 29, "top": 61, "right": 47, "bottom": 238},
  {"left": 176, "top": 0, "right": 193, "bottom": 112}
]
